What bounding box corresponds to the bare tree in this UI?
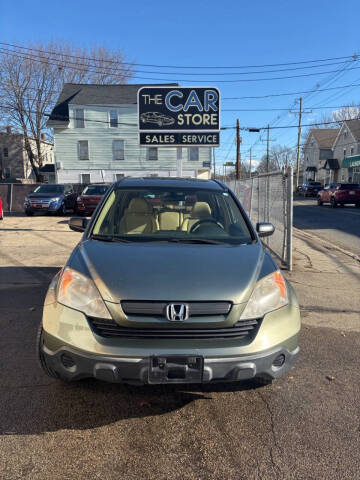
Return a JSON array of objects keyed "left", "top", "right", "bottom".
[
  {"left": 256, "top": 145, "right": 296, "bottom": 173},
  {"left": 0, "top": 43, "right": 134, "bottom": 181}
]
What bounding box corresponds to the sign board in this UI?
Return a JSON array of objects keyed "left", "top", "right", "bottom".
[{"left": 138, "top": 86, "right": 220, "bottom": 147}]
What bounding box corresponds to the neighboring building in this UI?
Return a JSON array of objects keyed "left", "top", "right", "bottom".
[
  {"left": 0, "top": 127, "right": 54, "bottom": 181},
  {"left": 302, "top": 129, "right": 339, "bottom": 184},
  {"left": 332, "top": 119, "right": 360, "bottom": 184},
  {"left": 47, "top": 83, "right": 212, "bottom": 184}
]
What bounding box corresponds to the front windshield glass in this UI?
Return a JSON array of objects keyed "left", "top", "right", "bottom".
[
  {"left": 33, "top": 185, "right": 64, "bottom": 194},
  {"left": 91, "top": 187, "right": 253, "bottom": 244},
  {"left": 82, "top": 185, "right": 109, "bottom": 195}
]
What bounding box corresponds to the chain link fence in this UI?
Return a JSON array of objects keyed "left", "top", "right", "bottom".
[{"left": 227, "top": 167, "right": 293, "bottom": 270}]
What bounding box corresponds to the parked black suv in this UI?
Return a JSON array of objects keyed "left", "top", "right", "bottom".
[
  {"left": 24, "top": 184, "right": 77, "bottom": 216},
  {"left": 299, "top": 181, "right": 323, "bottom": 197}
]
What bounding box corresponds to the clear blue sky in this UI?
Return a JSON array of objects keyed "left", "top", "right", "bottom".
[{"left": 1, "top": 0, "right": 359, "bottom": 171}]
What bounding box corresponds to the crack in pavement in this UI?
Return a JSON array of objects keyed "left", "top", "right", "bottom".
[{"left": 256, "top": 390, "right": 285, "bottom": 480}]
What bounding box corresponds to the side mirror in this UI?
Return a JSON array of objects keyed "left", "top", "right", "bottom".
[
  {"left": 69, "top": 217, "right": 88, "bottom": 232},
  {"left": 256, "top": 222, "right": 275, "bottom": 238}
]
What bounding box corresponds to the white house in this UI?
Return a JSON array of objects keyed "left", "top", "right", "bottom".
[{"left": 47, "top": 83, "right": 212, "bottom": 184}]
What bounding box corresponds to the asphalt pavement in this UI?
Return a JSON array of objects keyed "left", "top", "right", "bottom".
[
  {"left": 293, "top": 197, "right": 360, "bottom": 256},
  {"left": 0, "top": 215, "right": 359, "bottom": 480}
]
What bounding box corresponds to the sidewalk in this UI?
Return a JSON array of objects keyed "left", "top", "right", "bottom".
[{"left": 284, "top": 229, "right": 360, "bottom": 332}]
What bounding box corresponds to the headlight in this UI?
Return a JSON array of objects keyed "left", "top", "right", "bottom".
[
  {"left": 24, "top": 196, "right": 29, "bottom": 202},
  {"left": 50, "top": 197, "right": 61, "bottom": 202},
  {"left": 57, "top": 267, "right": 111, "bottom": 319},
  {"left": 240, "top": 271, "right": 288, "bottom": 320}
]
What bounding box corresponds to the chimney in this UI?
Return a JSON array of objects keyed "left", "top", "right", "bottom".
[
  {"left": 41, "top": 133, "right": 46, "bottom": 141},
  {"left": 6, "top": 126, "right": 11, "bottom": 134}
]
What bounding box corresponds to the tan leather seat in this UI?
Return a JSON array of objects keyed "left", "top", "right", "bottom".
[
  {"left": 158, "top": 210, "right": 182, "bottom": 230},
  {"left": 181, "top": 201, "right": 212, "bottom": 232},
  {"left": 119, "top": 198, "right": 157, "bottom": 234}
]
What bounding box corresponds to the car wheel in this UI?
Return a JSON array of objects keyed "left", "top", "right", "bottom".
[
  {"left": 58, "top": 202, "right": 67, "bottom": 216},
  {"left": 36, "top": 324, "right": 69, "bottom": 382},
  {"left": 317, "top": 197, "right": 323, "bottom": 206},
  {"left": 330, "top": 197, "right": 337, "bottom": 208},
  {"left": 25, "top": 210, "right": 34, "bottom": 216}
]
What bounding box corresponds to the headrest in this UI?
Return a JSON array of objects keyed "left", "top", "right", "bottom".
[
  {"left": 191, "top": 201, "right": 211, "bottom": 218},
  {"left": 128, "top": 198, "right": 151, "bottom": 213}
]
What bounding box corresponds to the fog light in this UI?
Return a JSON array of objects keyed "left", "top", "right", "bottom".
[
  {"left": 273, "top": 354, "right": 285, "bottom": 368},
  {"left": 61, "top": 353, "right": 75, "bottom": 369}
]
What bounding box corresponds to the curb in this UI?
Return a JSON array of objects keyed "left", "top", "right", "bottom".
[{"left": 293, "top": 227, "right": 360, "bottom": 263}]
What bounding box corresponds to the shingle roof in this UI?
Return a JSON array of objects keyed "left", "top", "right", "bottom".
[
  {"left": 344, "top": 119, "right": 360, "bottom": 141},
  {"left": 47, "top": 83, "right": 178, "bottom": 127},
  {"left": 309, "top": 129, "right": 340, "bottom": 148}
]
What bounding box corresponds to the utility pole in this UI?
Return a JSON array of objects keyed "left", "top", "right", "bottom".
[
  {"left": 266, "top": 125, "right": 270, "bottom": 173},
  {"left": 249, "top": 147, "right": 252, "bottom": 179},
  {"left": 236, "top": 119, "right": 241, "bottom": 180},
  {"left": 296, "top": 97, "right": 303, "bottom": 188},
  {"left": 212, "top": 148, "right": 216, "bottom": 179}
]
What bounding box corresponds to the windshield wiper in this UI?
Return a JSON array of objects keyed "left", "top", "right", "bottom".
[
  {"left": 90, "top": 234, "right": 131, "bottom": 243},
  {"left": 167, "top": 238, "right": 227, "bottom": 245}
]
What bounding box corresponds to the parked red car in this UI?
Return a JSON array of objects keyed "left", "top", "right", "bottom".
[
  {"left": 75, "top": 184, "right": 110, "bottom": 216},
  {"left": 317, "top": 183, "right": 360, "bottom": 207},
  {"left": 0, "top": 195, "right": 3, "bottom": 220}
]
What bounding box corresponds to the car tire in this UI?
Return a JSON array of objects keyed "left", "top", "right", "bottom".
[
  {"left": 330, "top": 197, "right": 337, "bottom": 208},
  {"left": 317, "top": 197, "right": 323, "bottom": 206},
  {"left": 36, "top": 324, "right": 69, "bottom": 382},
  {"left": 25, "top": 210, "right": 34, "bottom": 216},
  {"left": 58, "top": 203, "right": 67, "bottom": 216}
]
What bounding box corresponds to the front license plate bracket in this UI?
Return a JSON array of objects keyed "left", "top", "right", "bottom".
[{"left": 149, "top": 355, "right": 203, "bottom": 384}]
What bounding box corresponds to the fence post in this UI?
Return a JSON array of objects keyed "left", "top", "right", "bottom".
[
  {"left": 286, "top": 167, "right": 293, "bottom": 271},
  {"left": 9, "top": 183, "right": 13, "bottom": 213}
]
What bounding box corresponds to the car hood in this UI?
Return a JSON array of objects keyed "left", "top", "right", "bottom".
[
  {"left": 75, "top": 240, "right": 264, "bottom": 304},
  {"left": 28, "top": 192, "right": 63, "bottom": 199}
]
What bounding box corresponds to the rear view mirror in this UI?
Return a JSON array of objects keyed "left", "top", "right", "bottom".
[
  {"left": 256, "top": 222, "right": 275, "bottom": 238},
  {"left": 69, "top": 217, "right": 88, "bottom": 232}
]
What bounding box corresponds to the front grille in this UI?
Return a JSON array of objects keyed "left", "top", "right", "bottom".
[
  {"left": 121, "top": 301, "right": 232, "bottom": 317},
  {"left": 88, "top": 317, "right": 260, "bottom": 340}
]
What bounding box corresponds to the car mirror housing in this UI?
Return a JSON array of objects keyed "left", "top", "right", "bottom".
[
  {"left": 256, "top": 222, "right": 275, "bottom": 237},
  {"left": 69, "top": 217, "right": 88, "bottom": 232}
]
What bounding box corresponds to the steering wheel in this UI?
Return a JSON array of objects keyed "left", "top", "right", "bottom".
[{"left": 189, "top": 218, "right": 225, "bottom": 233}]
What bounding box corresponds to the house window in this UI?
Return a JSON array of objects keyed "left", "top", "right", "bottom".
[
  {"left": 3, "top": 147, "right": 8, "bottom": 157},
  {"left": 4, "top": 167, "right": 11, "bottom": 178},
  {"left": 109, "top": 110, "right": 118, "bottom": 128},
  {"left": 113, "top": 140, "right": 125, "bottom": 160},
  {"left": 343, "top": 148, "right": 346, "bottom": 158},
  {"left": 115, "top": 174, "right": 124, "bottom": 181},
  {"left": 350, "top": 146, "right": 354, "bottom": 156},
  {"left": 81, "top": 173, "right": 90, "bottom": 184},
  {"left": 177, "top": 147, "right": 182, "bottom": 160},
  {"left": 74, "top": 109, "right": 85, "bottom": 128},
  {"left": 344, "top": 130, "right": 348, "bottom": 139},
  {"left": 189, "top": 147, "right": 199, "bottom": 161},
  {"left": 147, "top": 147, "right": 158, "bottom": 161},
  {"left": 78, "top": 140, "right": 89, "bottom": 160}
]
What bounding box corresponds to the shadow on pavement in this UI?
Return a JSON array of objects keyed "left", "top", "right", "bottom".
[{"left": 0, "top": 266, "right": 262, "bottom": 436}]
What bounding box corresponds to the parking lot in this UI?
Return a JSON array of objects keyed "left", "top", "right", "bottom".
[{"left": 0, "top": 214, "right": 359, "bottom": 480}]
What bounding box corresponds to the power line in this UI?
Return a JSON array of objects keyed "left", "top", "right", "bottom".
[
  {"left": 1, "top": 42, "right": 357, "bottom": 70},
  {"left": 223, "top": 105, "right": 360, "bottom": 112},
  {"left": 2, "top": 47, "right": 360, "bottom": 83},
  {"left": 222, "top": 81, "right": 360, "bottom": 100}
]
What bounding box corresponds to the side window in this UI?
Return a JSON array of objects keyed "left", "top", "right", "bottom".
[
  {"left": 109, "top": 110, "right": 118, "bottom": 128},
  {"left": 147, "top": 147, "right": 158, "bottom": 161},
  {"left": 3, "top": 147, "right": 8, "bottom": 157},
  {"left": 81, "top": 173, "right": 90, "bottom": 184},
  {"left": 113, "top": 140, "right": 125, "bottom": 160},
  {"left": 78, "top": 141, "right": 89, "bottom": 160},
  {"left": 74, "top": 109, "right": 85, "bottom": 128},
  {"left": 189, "top": 147, "right": 199, "bottom": 161}
]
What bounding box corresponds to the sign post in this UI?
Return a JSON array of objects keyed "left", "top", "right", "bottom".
[{"left": 138, "top": 86, "right": 220, "bottom": 147}]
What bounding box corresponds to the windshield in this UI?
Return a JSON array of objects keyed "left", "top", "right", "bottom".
[
  {"left": 82, "top": 185, "right": 109, "bottom": 195},
  {"left": 33, "top": 185, "right": 64, "bottom": 194},
  {"left": 91, "top": 187, "right": 253, "bottom": 244}
]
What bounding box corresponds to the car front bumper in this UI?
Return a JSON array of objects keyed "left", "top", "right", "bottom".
[
  {"left": 24, "top": 201, "right": 62, "bottom": 212},
  {"left": 41, "top": 340, "right": 299, "bottom": 384}
]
